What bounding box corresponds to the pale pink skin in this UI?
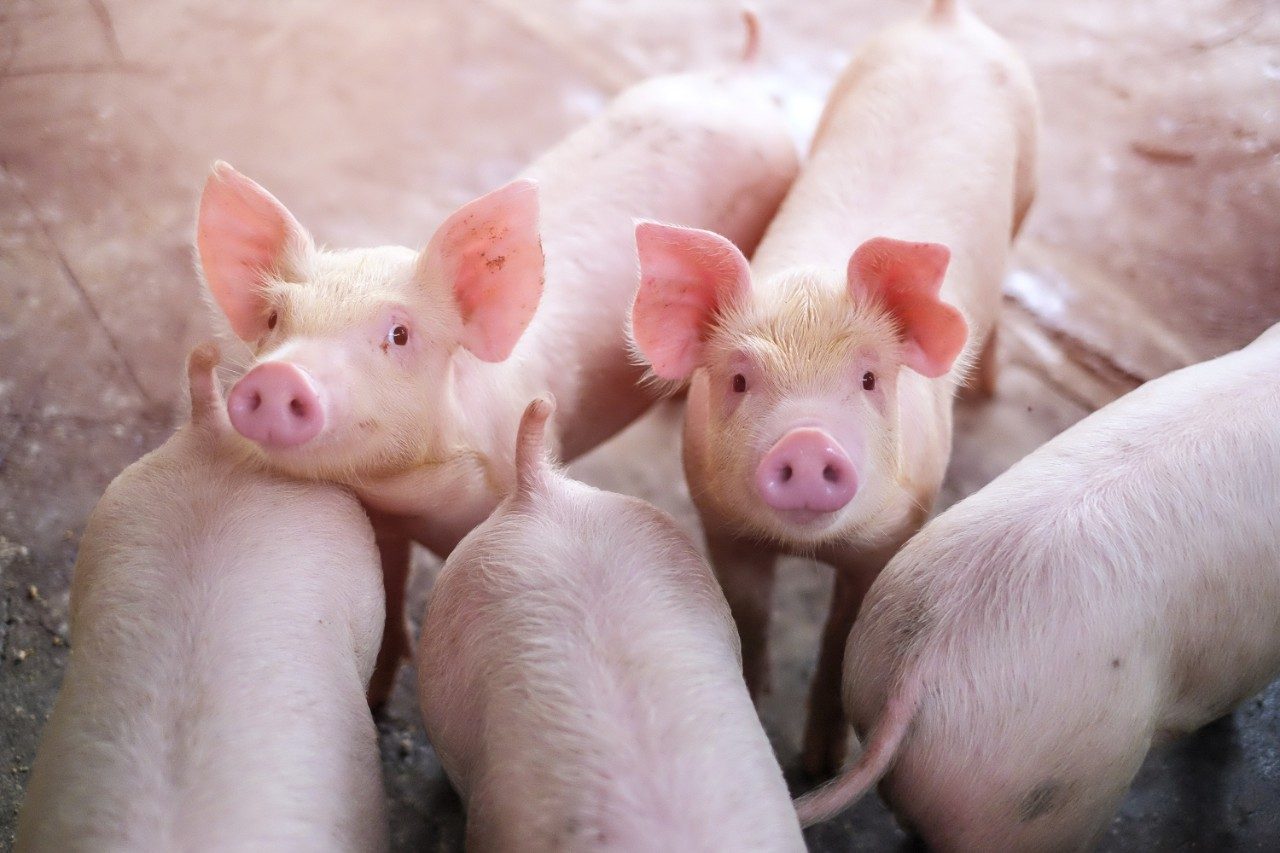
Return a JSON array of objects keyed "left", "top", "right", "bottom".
[
  {"left": 15, "top": 346, "right": 387, "bottom": 853},
  {"left": 794, "top": 324, "right": 1280, "bottom": 850},
  {"left": 417, "top": 400, "right": 805, "bottom": 852},
  {"left": 629, "top": 0, "right": 1038, "bottom": 775},
  {"left": 196, "top": 49, "right": 799, "bottom": 702}
]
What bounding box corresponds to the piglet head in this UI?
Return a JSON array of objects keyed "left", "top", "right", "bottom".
[
  {"left": 630, "top": 223, "right": 965, "bottom": 545},
  {"left": 197, "top": 162, "right": 544, "bottom": 479}
]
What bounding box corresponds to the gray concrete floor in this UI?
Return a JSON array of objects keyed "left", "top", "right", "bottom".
[{"left": 2, "top": 0, "right": 1279, "bottom": 849}]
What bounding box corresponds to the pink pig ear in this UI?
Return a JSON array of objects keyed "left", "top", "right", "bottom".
[
  {"left": 631, "top": 222, "right": 751, "bottom": 381},
  {"left": 847, "top": 237, "right": 968, "bottom": 379},
  {"left": 196, "top": 162, "right": 311, "bottom": 341},
  {"left": 420, "top": 179, "right": 544, "bottom": 363}
]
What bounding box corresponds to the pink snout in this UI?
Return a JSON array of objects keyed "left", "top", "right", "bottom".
[
  {"left": 755, "top": 428, "right": 858, "bottom": 517},
  {"left": 227, "top": 362, "right": 325, "bottom": 449}
]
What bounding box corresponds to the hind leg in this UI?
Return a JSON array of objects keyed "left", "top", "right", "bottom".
[{"left": 366, "top": 528, "right": 412, "bottom": 709}]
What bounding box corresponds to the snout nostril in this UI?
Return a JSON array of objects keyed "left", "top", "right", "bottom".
[
  {"left": 248, "top": 391, "right": 262, "bottom": 412},
  {"left": 779, "top": 465, "right": 793, "bottom": 483},
  {"left": 289, "top": 398, "right": 307, "bottom": 418},
  {"left": 823, "top": 465, "right": 838, "bottom": 483}
]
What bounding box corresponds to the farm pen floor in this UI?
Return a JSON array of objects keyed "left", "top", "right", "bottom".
[{"left": 2, "top": 0, "right": 1279, "bottom": 849}]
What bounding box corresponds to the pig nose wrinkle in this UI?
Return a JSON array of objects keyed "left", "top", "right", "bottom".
[{"left": 755, "top": 428, "right": 858, "bottom": 516}]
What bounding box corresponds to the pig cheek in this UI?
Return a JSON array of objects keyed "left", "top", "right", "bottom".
[
  {"left": 683, "top": 372, "right": 715, "bottom": 477},
  {"left": 688, "top": 376, "right": 743, "bottom": 507},
  {"left": 712, "top": 409, "right": 766, "bottom": 513},
  {"left": 718, "top": 379, "right": 747, "bottom": 419},
  {"left": 849, "top": 402, "right": 893, "bottom": 488}
]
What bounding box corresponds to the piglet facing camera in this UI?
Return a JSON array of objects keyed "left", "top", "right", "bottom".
[
  {"left": 628, "top": 0, "right": 1039, "bottom": 778},
  {"left": 16, "top": 345, "right": 387, "bottom": 853},
  {"left": 417, "top": 398, "right": 805, "bottom": 852},
  {"left": 797, "top": 323, "right": 1280, "bottom": 851}
]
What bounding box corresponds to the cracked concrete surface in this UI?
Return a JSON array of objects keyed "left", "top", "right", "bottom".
[{"left": 2, "top": 0, "right": 1279, "bottom": 849}]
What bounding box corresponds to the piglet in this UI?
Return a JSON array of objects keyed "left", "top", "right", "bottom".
[
  {"left": 628, "top": 0, "right": 1038, "bottom": 775},
  {"left": 16, "top": 344, "right": 387, "bottom": 853},
  {"left": 196, "top": 12, "right": 798, "bottom": 704},
  {"left": 796, "top": 323, "right": 1280, "bottom": 850},
  {"left": 417, "top": 398, "right": 805, "bottom": 852}
]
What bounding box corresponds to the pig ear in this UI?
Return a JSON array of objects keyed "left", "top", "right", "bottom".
[
  {"left": 420, "top": 179, "right": 544, "bottom": 363},
  {"left": 847, "top": 237, "right": 967, "bottom": 379},
  {"left": 197, "top": 162, "right": 312, "bottom": 341},
  {"left": 631, "top": 222, "right": 751, "bottom": 381}
]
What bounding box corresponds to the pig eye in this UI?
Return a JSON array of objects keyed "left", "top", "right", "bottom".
[
  {"left": 390, "top": 325, "right": 409, "bottom": 346},
  {"left": 862, "top": 371, "right": 876, "bottom": 391},
  {"left": 732, "top": 373, "right": 748, "bottom": 393},
  {"left": 266, "top": 310, "right": 278, "bottom": 330}
]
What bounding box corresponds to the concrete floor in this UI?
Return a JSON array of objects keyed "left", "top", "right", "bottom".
[{"left": 2, "top": 0, "right": 1279, "bottom": 849}]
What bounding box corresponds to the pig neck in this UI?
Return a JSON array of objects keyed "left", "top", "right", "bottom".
[{"left": 350, "top": 349, "right": 542, "bottom": 550}]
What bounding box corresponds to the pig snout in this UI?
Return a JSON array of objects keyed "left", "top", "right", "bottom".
[
  {"left": 227, "top": 362, "right": 325, "bottom": 449},
  {"left": 755, "top": 428, "right": 857, "bottom": 518}
]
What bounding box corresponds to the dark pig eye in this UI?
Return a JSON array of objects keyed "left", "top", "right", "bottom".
[
  {"left": 267, "top": 310, "right": 278, "bottom": 330},
  {"left": 863, "top": 371, "right": 876, "bottom": 391},
  {"left": 390, "top": 325, "right": 409, "bottom": 346},
  {"left": 732, "top": 374, "right": 747, "bottom": 393}
]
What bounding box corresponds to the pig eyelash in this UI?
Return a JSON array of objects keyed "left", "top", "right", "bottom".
[{"left": 863, "top": 371, "right": 876, "bottom": 391}]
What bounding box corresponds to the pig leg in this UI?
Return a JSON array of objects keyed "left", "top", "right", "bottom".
[
  {"left": 801, "top": 568, "right": 875, "bottom": 778},
  {"left": 367, "top": 527, "right": 412, "bottom": 708},
  {"left": 707, "top": 530, "right": 779, "bottom": 699},
  {"left": 960, "top": 326, "right": 999, "bottom": 401}
]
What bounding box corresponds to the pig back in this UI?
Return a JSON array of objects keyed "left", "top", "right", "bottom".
[
  {"left": 17, "top": 426, "right": 386, "bottom": 852},
  {"left": 423, "top": 484, "right": 804, "bottom": 851},
  {"left": 749, "top": 12, "right": 1037, "bottom": 344},
  {"left": 515, "top": 70, "right": 798, "bottom": 460}
]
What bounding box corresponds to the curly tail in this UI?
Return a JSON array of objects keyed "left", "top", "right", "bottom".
[
  {"left": 929, "top": 0, "right": 961, "bottom": 20},
  {"left": 740, "top": 8, "right": 761, "bottom": 63},
  {"left": 514, "top": 395, "right": 556, "bottom": 495},
  {"left": 795, "top": 677, "right": 921, "bottom": 827},
  {"left": 186, "top": 341, "right": 224, "bottom": 427}
]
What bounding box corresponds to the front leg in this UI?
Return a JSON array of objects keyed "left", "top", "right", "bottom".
[
  {"left": 706, "top": 529, "right": 779, "bottom": 700},
  {"left": 801, "top": 565, "right": 878, "bottom": 778},
  {"left": 960, "top": 325, "right": 999, "bottom": 401},
  {"left": 366, "top": 524, "right": 412, "bottom": 709}
]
